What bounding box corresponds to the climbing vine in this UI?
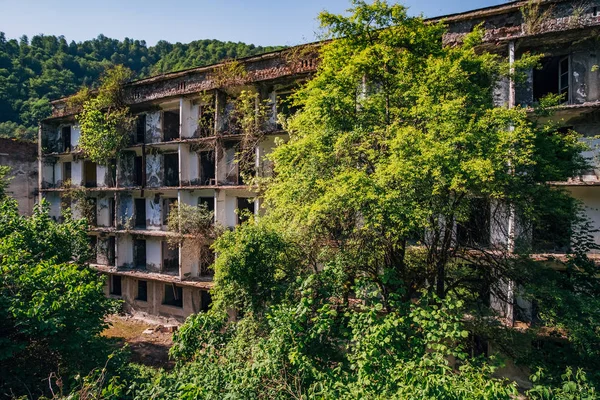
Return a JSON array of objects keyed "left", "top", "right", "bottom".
[{"left": 72, "top": 65, "right": 136, "bottom": 164}]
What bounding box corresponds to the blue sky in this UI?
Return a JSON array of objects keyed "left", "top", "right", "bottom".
[{"left": 0, "top": 0, "right": 505, "bottom": 47}]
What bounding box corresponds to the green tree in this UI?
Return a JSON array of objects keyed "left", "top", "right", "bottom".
[{"left": 0, "top": 197, "right": 117, "bottom": 398}]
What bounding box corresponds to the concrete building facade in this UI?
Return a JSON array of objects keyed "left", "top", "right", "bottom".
[
  {"left": 40, "top": 0, "right": 600, "bottom": 321},
  {"left": 0, "top": 138, "right": 37, "bottom": 215}
]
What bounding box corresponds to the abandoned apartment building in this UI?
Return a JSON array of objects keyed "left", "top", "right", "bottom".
[{"left": 39, "top": 0, "right": 600, "bottom": 321}]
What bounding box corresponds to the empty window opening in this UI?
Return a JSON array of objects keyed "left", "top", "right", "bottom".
[
  {"left": 133, "top": 239, "right": 147, "bottom": 269},
  {"left": 198, "top": 196, "right": 215, "bottom": 214},
  {"left": 237, "top": 197, "right": 254, "bottom": 225},
  {"left": 84, "top": 161, "right": 97, "bottom": 188},
  {"left": 199, "top": 151, "right": 216, "bottom": 185},
  {"left": 162, "top": 241, "right": 179, "bottom": 273},
  {"left": 106, "top": 236, "right": 116, "bottom": 266},
  {"left": 457, "top": 198, "right": 491, "bottom": 248},
  {"left": 164, "top": 153, "right": 179, "bottom": 187},
  {"left": 238, "top": 163, "right": 256, "bottom": 185},
  {"left": 110, "top": 275, "right": 122, "bottom": 296},
  {"left": 108, "top": 198, "right": 115, "bottom": 227},
  {"left": 533, "top": 56, "right": 570, "bottom": 103},
  {"left": 136, "top": 114, "right": 146, "bottom": 144},
  {"left": 62, "top": 162, "right": 72, "bottom": 185},
  {"left": 163, "top": 284, "right": 183, "bottom": 308},
  {"left": 61, "top": 126, "right": 71, "bottom": 152},
  {"left": 134, "top": 156, "right": 144, "bottom": 187},
  {"left": 200, "top": 290, "right": 212, "bottom": 312},
  {"left": 162, "top": 198, "right": 177, "bottom": 226},
  {"left": 198, "top": 101, "right": 215, "bottom": 137},
  {"left": 163, "top": 110, "right": 180, "bottom": 141},
  {"left": 199, "top": 246, "right": 215, "bottom": 277},
  {"left": 134, "top": 198, "right": 146, "bottom": 229},
  {"left": 277, "top": 91, "right": 301, "bottom": 126},
  {"left": 106, "top": 159, "right": 117, "bottom": 187},
  {"left": 87, "top": 197, "right": 98, "bottom": 226},
  {"left": 137, "top": 280, "right": 148, "bottom": 302}
]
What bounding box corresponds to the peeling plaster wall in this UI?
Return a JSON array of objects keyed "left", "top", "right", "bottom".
[
  {"left": 117, "top": 234, "right": 133, "bottom": 266},
  {"left": 43, "top": 192, "right": 61, "bottom": 220},
  {"left": 41, "top": 160, "right": 56, "bottom": 188},
  {"left": 146, "top": 111, "right": 163, "bottom": 143},
  {"left": 118, "top": 193, "right": 134, "bottom": 229},
  {"left": 181, "top": 239, "right": 200, "bottom": 278},
  {"left": 217, "top": 146, "right": 237, "bottom": 184},
  {"left": 96, "top": 237, "right": 114, "bottom": 266},
  {"left": 71, "top": 125, "right": 81, "bottom": 149},
  {"left": 97, "top": 196, "right": 113, "bottom": 227},
  {"left": 146, "top": 195, "right": 162, "bottom": 230},
  {"left": 146, "top": 154, "right": 163, "bottom": 188},
  {"left": 146, "top": 237, "right": 162, "bottom": 272},
  {"left": 566, "top": 186, "right": 600, "bottom": 252},
  {"left": 571, "top": 49, "right": 600, "bottom": 104},
  {"left": 181, "top": 99, "right": 201, "bottom": 139},
  {"left": 71, "top": 160, "right": 83, "bottom": 187},
  {"left": 118, "top": 152, "right": 135, "bottom": 187}
]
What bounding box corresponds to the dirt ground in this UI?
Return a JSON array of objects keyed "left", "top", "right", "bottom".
[{"left": 102, "top": 314, "right": 176, "bottom": 369}]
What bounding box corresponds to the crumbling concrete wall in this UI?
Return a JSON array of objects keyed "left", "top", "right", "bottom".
[
  {"left": 146, "top": 195, "right": 162, "bottom": 230},
  {"left": 146, "top": 237, "right": 162, "bottom": 272},
  {"left": 146, "top": 111, "right": 163, "bottom": 143},
  {"left": 181, "top": 239, "right": 200, "bottom": 278},
  {"left": 0, "top": 139, "right": 38, "bottom": 215},
  {"left": 118, "top": 193, "right": 134, "bottom": 229},
  {"left": 117, "top": 234, "right": 133, "bottom": 267},
  {"left": 146, "top": 153, "right": 163, "bottom": 187},
  {"left": 118, "top": 152, "right": 136, "bottom": 187}
]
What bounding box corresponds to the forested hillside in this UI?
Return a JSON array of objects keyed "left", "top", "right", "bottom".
[{"left": 0, "top": 32, "right": 283, "bottom": 140}]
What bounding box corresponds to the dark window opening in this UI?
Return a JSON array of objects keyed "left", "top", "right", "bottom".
[
  {"left": 134, "top": 199, "right": 146, "bottom": 229},
  {"left": 106, "top": 159, "right": 117, "bottom": 187},
  {"left": 200, "top": 290, "right": 212, "bottom": 312},
  {"left": 61, "top": 126, "right": 71, "bottom": 152},
  {"left": 277, "top": 92, "right": 301, "bottom": 127},
  {"left": 532, "top": 214, "right": 572, "bottom": 253},
  {"left": 84, "top": 161, "right": 97, "bottom": 188},
  {"left": 163, "top": 284, "right": 183, "bottom": 308},
  {"left": 237, "top": 197, "right": 254, "bottom": 225},
  {"left": 238, "top": 163, "right": 255, "bottom": 185},
  {"left": 198, "top": 102, "right": 215, "bottom": 137},
  {"left": 198, "top": 197, "right": 215, "bottom": 214},
  {"left": 137, "top": 280, "right": 148, "bottom": 301},
  {"left": 136, "top": 114, "right": 146, "bottom": 144},
  {"left": 108, "top": 198, "right": 115, "bottom": 227},
  {"left": 164, "top": 153, "right": 179, "bottom": 187},
  {"left": 63, "top": 162, "right": 72, "bottom": 186},
  {"left": 134, "top": 239, "right": 147, "bottom": 269},
  {"left": 457, "top": 198, "right": 491, "bottom": 248},
  {"left": 134, "top": 156, "right": 144, "bottom": 187},
  {"left": 87, "top": 197, "right": 98, "bottom": 226},
  {"left": 199, "top": 151, "right": 216, "bottom": 185},
  {"left": 162, "top": 198, "right": 177, "bottom": 226},
  {"left": 107, "top": 236, "right": 116, "bottom": 266},
  {"left": 533, "top": 56, "right": 570, "bottom": 103},
  {"left": 110, "top": 275, "right": 122, "bottom": 296},
  {"left": 466, "top": 334, "right": 489, "bottom": 358},
  {"left": 163, "top": 110, "right": 180, "bottom": 142},
  {"left": 162, "top": 241, "right": 179, "bottom": 273},
  {"left": 200, "top": 246, "right": 215, "bottom": 277},
  {"left": 89, "top": 235, "right": 98, "bottom": 263}
]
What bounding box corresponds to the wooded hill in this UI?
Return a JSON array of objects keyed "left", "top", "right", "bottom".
[{"left": 0, "top": 32, "right": 283, "bottom": 140}]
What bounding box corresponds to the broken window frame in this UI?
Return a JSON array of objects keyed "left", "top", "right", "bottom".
[{"left": 163, "top": 283, "right": 183, "bottom": 308}]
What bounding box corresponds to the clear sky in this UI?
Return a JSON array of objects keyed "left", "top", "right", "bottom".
[{"left": 0, "top": 0, "right": 505, "bottom": 47}]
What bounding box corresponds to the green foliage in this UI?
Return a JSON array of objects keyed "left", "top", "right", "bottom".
[
  {"left": 0, "top": 165, "right": 11, "bottom": 200},
  {"left": 528, "top": 367, "right": 597, "bottom": 399},
  {"left": 0, "top": 198, "right": 117, "bottom": 398},
  {"left": 212, "top": 220, "right": 303, "bottom": 314},
  {"left": 75, "top": 65, "right": 136, "bottom": 163},
  {"left": 0, "top": 31, "right": 283, "bottom": 138}
]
